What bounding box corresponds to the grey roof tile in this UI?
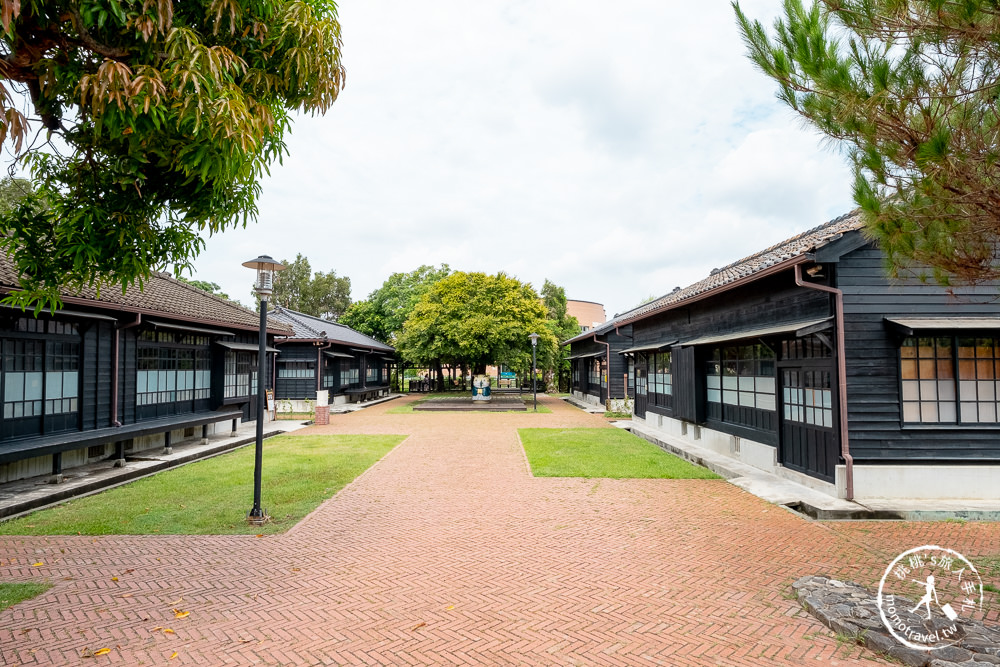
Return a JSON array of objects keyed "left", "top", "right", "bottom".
[
  {"left": 564, "top": 210, "right": 864, "bottom": 343},
  {"left": 268, "top": 306, "right": 395, "bottom": 352}
]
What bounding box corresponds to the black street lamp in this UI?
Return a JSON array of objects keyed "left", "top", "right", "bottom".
[
  {"left": 528, "top": 332, "right": 540, "bottom": 411},
  {"left": 243, "top": 254, "right": 286, "bottom": 524}
]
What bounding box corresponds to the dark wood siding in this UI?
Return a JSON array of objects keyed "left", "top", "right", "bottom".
[
  {"left": 631, "top": 271, "right": 830, "bottom": 448},
  {"left": 671, "top": 346, "right": 699, "bottom": 422},
  {"left": 120, "top": 327, "right": 137, "bottom": 425},
  {"left": 839, "top": 245, "right": 1000, "bottom": 462},
  {"left": 274, "top": 344, "right": 318, "bottom": 399},
  {"left": 606, "top": 326, "right": 632, "bottom": 399},
  {"left": 569, "top": 339, "right": 605, "bottom": 399}
]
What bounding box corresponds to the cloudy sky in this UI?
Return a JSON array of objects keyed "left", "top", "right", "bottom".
[{"left": 187, "top": 1, "right": 851, "bottom": 316}]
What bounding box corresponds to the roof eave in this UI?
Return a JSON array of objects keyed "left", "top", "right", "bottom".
[
  {"left": 1, "top": 291, "right": 291, "bottom": 336},
  {"left": 618, "top": 255, "right": 812, "bottom": 327}
]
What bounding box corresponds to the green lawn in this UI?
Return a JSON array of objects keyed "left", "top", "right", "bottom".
[
  {"left": 0, "top": 434, "right": 404, "bottom": 536},
  {"left": 0, "top": 581, "right": 52, "bottom": 611},
  {"left": 519, "top": 428, "right": 720, "bottom": 479}
]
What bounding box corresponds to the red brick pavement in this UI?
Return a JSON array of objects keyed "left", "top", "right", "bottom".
[{"left": 1, "top": 395, "right": 998, "bottom": 666}]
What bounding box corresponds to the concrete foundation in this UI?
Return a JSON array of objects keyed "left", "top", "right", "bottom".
[{"left": 635, "top": 412, "right": 1000, "bottom": 502}]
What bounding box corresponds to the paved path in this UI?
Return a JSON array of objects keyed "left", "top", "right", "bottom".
[{"left": 1, "top": 396, "right": 998, "bottom": 665}]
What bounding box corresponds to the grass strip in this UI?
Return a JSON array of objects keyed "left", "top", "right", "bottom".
[
  {"left": 0, "top": 581, "right": 52, "bottom": 612},
  {"left": 519, "top": 427, "right": 720, "bottom": 479},
  {"left": 0, "top": 434, "right": 404, "bottom": 536}
]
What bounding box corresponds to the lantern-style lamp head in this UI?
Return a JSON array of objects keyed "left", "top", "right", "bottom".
[
  {"left": 528, "top": 332, "right": 540, "bottom": 348},
  {"left": 242, "top": 255, "right": 285, "bottom": 298}
]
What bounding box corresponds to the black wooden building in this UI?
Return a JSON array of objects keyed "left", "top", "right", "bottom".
[
  {"left": 0, "top": 258, "right": 290, "bottom": 484},
  {"left": 582, "top": 212, "right": 1000, "bottom": 501},
  {"left": 564, "top": 317, "right": 633, "bottom": 409},
  {"left": 267, "top": 306, "right": 395, "bottom": 406}
]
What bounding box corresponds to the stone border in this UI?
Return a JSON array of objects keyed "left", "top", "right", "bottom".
[{"left": 792, "top": 576, "right": 1000, "bottom": 666}]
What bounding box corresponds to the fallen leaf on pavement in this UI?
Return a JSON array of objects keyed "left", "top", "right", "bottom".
[
  {"left": 173, "top": 610, "right": 189, "bottom": 619},
  {"left": 32, "top": 562, "right": 43, "bottom": 567},
  {"left": 169, "top": 652, "right": 178, "bottom": 660},
  {"left": 411, "top": 622, "right": 426, "bottom": 631},
  {"left": 93, "top": 648, "right": 110, "bottom": 656}
]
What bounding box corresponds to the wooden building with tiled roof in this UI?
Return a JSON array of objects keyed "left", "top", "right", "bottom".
[
  {"left": 566, "top": 211, "right": 1000, "bottom": 502},
  {"left": 267, "top": 306, "right": 395, "bottom": 407},
  {"left": 0, "top": 257, "right": 291, "bottom": 485}
]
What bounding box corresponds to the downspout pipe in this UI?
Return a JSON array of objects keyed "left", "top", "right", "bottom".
[
  {"left": 111, "top": 313, "right": 142, "bottom": 427},
  {"left": 794, "top": 264, "right": 854, "bottom": 501}
]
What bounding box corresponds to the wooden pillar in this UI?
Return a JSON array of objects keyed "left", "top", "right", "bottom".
[
  {"left": 113, "top": 441, "right": 126, "bottom": 468},
  {"left": 163, "top": 430, "right": 172, "bottom": 455},
  {"left": 201, "top": 424, "right": 209, "bottom": 445},
  {"left": 231, "top": 417, "right": 238, "bottom": 437},
  {"left": 49, "top": 452, "right": 64, "bottom": 484}
]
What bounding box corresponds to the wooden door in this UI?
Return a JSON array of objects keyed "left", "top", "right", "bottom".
[
  {"left": 779, "top": 367, "right": 838, "bottom": 482},
  {"left": 634, "top": 354, "right": 648, "bottom": 418}
]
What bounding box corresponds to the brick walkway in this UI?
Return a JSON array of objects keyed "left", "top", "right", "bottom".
[{"left": 1, "top": 395, "right": 998, "bottom": 665}]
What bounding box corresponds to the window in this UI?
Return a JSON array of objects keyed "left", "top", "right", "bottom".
[
  {"left": 366, "top": 364, "right": 379, "bottom": 383},
  {"left": 14, "top": 318, "right": 78, "bottom": 336},
  {"left": 650, "top": 351, "right": 672, "bottom": 405},
  {"left": 278, "top": 361, "right": 315, "bottom": 379},
  {"left": 322, "top": 358, "right": 338, "bottom": 389},
  {"left": 137, "top": 347, "right": 211, "bottom": 406},
  {"left": 782, "top": 369, "right": 833, "bottom": 428},
  {"left": 4, "top": 339, "right": 43, "bottom": 419},
  {"left": 572, "top": 361, "right": 580, "bottom": 387},
  {"left": 224, "top": 351, "right": 256, "bottom": 399},
  {"left": 588, "top": 358, "right": 602, "bottom": 387},
  {"left": 340, "top": 360, "right": 359, "bottom": 387},
  {"left": 705, "top": 343, "right": 776, "bottom": 429},
  {"left": 901, "top": 335, "right": 1000, "bottom": 424},
  {"left": 3, "top": 338, "right": 80, "bottom": 420},
  {"left": 635, "top": 354, "right": 647, "bottom": 396}
]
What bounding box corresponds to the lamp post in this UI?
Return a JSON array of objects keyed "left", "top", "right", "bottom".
[
  {"left": 242, "top": 254, "right": 286, "bottom": 524},
  {"left": 528, "top": 332, "right": 540, "bottom": 411}
]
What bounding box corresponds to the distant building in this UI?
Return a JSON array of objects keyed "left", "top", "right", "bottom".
[
  {"left": 566, "top": 300, "right": 606, "bottom": 332},
  {"left": 267, "top": 306, "right": 394, "bottom": 407}
]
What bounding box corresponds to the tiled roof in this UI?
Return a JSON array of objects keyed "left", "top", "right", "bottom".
[
  {"left": 268, "top": 306, "right": 395, "bottom": 352},
  {"left": 620, "top": 211, "right": 864, "bottom": 325},
  {"left": 0, "top": 254, "right": 291, "bottom": 334},
  {"left": 564, "top": 211, "right": 865, "bottom": 345},
  {"left": 562, "top": 312, "right": 632, "bottom": 346}
]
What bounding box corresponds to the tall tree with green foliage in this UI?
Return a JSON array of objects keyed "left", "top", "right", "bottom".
[
  {"left": 397, "top": 272, "right": 557, "bottom": 377},
  {"left": 177, "top": 277, "right": 230, "bottom": 301},
  {"left": 540, "top": 279, "right": 580, "bottom": 389},
  {"left": 734, "top": 0, "right": 1000, "bottom": 283},
  {"left": 271, "top": 254, "right": 351, "bottom": 321},
  {"left": 340, "top": 264, "right": 451, "bottom": 344},
  {"left": 0, "top": 0, "right": 345, "bottom": 309}
]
